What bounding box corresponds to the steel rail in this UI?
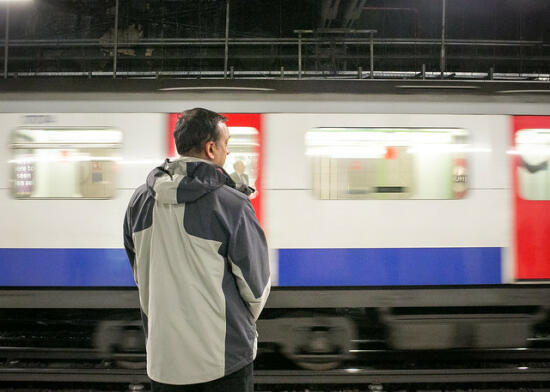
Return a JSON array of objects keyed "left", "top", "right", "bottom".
[
  {"left": 349, "top": 348, "right": 550, "bottom": 360},
  {"left": 0, "top": 346, "right": 144, "bottom": 360},
  {"left": 255, "top": 368, "right": 550, "bottom": 384},
  {"left": 3, "top": 346, "right": 549, "bottom": 361},
  {"left": 0, "top": 367, "right": 549, "bottom": 384}
]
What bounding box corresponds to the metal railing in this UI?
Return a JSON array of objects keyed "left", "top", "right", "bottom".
[{"left": 0, "top": 36, "right": 548, "bottom": 80}]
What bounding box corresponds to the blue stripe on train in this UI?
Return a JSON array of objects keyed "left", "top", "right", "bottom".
[
  {"left": 278, "top": 247, "right": 502, "bottom": 286},
  {"left": 0, "top": 248, "right": 135, "bottom": 286},
  {"left": 0, "top": 247, "right": 502, "bottom": 287}
]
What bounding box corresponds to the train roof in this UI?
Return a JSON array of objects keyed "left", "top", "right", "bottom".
[
  {"left": 1, "top": 78, "right": 550, "bottom": 114},
  {"left": 1, "top": 78, "right": 550, "bottom": 95}
]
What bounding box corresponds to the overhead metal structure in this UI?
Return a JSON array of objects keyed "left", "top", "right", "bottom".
[
  {"left": 320, "top": 0, "right": 341, "bottom": 29},
  {"left": 341, "top": 0, "right": 367, "bottom": 28},
  {"left": 0, "top": 0, "right": 548, "bottom": 80}
]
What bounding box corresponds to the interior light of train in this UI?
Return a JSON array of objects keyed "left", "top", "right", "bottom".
[
  {"left": 306, "top": 146, "right": 387, "bottom": 158},
  {"left": 228, "top": 142, "right": 260, "bottom": 147},
  {"left": 118, "top": 159, "right": 166, "bottom": 165},
  {"left": 307, "top": 129, "right": 465, "bottom": 145},
  {"left": 507, "top": 148, "right": 550, "bottom": 155},
  {"left": 307, "top": 129, "right": 469, "bottom": 157},
  {"left": 515, "top": 146, "right": 550, "bottom": 155},
  {"left": 307, "top": 130, "right": 413, "bottom": 144},
  {"left": 9, "top": 158, "right": 188, "bottom": 166},
  {"left": 12, "top": 129, "right": 122, "bottom": 144},
  {"left": 307, "top": 139, "right": 411, "bottom": 148},
  {"left": 9, "top": 156, "right": 122, "bottom": 164},
  {"left": 407, "top": 145, "right": 491, "bottom": 154},
  {"left": 516, "top": 129, "right": 550, "bottom": 144},
  {"left": 228, "top": 127, "right": 259, "bottom": 136},
  {"left": 466, "top": 147, "right": 492, "bottom": 152}
]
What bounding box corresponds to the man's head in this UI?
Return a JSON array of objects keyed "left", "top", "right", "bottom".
[
  {"left": 233, "top": 160, "right": 245, "bottom": 175},
  {"left": 173, "top": 108, "right": 230, "bottom": 167}
]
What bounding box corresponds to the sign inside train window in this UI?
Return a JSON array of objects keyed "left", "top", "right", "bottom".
[
  {"left": 14, "top": 161, "right": 34, "bottom": 196},
  {"left": 167, "top": 113, "right": 264, "bottom": 225}
]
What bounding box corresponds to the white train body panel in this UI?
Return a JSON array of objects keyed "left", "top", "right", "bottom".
[
  {"left": 263, "top": 113, "right": 514, "bottom": 285},
  {"left": 1, "top": 113, "right": 164, "bottom": 250}
]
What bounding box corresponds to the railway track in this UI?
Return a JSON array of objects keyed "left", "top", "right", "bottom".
[
  {"left": 1, "top": 367, "right": 550, "bottom": 384},
  {"left": 1, "top": 347, "right": 550, "bottom": 386}
]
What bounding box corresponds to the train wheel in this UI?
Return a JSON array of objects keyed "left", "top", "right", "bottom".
[
  {"left": 283, "top": 316, "right": 356, "bottom": 370},
  {"left": 295, "top": 361, "right": 340, "bottom": 370}
]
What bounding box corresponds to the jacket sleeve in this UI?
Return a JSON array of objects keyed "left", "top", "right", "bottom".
[
  {"left": 123, "top": 205, "right": 137, "bottom": 282},
  {"left": 227, "top": 201, "right": 271, "bottom": 321}
]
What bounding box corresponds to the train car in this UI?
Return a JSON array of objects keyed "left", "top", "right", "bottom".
[{"left": 0, "top": 79, "right": 549, "bottom": 369}]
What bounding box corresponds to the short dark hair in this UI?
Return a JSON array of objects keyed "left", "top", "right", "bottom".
[{"left": 173, "top": 108, "right": 227, "bottom": 155}]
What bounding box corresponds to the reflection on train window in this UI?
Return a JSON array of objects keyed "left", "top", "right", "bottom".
[
  {"left": 223, "top": 126, "right": 259, "bottom": 194},
  {"left": 10, "top": 128, "right": 122, "bottom": 199},
  {"left": 307, "top": 128, "right": 468, "bottom": 200},
  {"left": 516, "top": 129, "right": 550, "bottom": 200}
]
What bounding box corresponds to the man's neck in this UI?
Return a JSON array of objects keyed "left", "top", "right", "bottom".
[{"left": 183, "top": 152, "right": 214, "bottom": 162}]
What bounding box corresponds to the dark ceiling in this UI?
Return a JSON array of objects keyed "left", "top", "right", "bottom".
[{"left": 1, "top": 0, "right": 549, "bottom": 78}]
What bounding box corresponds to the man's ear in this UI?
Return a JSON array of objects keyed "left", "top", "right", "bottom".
[{"left": 205, "top": 140, "right": 215, "bottom": 160}]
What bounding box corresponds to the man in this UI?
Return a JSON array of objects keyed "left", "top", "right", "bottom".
[
  {"left": 230, "top": 160, "right": 249, "bottom": 186},
  {"left": 123, "top": 108, "right": 270, "bottom": 391}
]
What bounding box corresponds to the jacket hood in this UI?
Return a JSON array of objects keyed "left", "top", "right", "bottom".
[{"left": 145, "top": 157, "right": 253, "bottom": 204}]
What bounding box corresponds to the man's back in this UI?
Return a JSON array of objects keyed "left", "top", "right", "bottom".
[{"left": 124, "top": 157, "right": 270, "bottom": 385}]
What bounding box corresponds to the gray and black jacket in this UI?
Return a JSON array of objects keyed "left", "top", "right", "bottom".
[{"left": 123, "top": 157, "right": 270, "bottom": 385}]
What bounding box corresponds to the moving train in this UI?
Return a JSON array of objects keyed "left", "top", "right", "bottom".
[{"left": 1, "top": 79, "right": 549, "bottom": 368}]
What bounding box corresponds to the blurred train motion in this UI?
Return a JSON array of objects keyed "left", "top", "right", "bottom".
[{"left": 0, "top": 80, "right": 549, "bottom": 370}]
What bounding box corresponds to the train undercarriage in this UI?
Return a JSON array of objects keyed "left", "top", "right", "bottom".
[{"left": 0, "top": 286, "right": 549, "bottom": 390}]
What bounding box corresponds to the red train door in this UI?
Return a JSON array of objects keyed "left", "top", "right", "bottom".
[
  {"left": 512, "top": 116, "right": 550, "bottom": 280},
  {"left": 167, "top": 113, "right": 264, "bottom": 225}
]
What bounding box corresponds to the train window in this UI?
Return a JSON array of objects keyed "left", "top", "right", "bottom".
[
  {"left": 307, "top": 127, "right": 468, "bottom": 200},
  {"left": 10, "top": 127, "right": 122, "bottom": 199},
  {"left": 516, "top": 129, "right": 550, "bottom": 200},
  {"left": 223, "top": 126, "right": 259, "bottom": 192}
]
